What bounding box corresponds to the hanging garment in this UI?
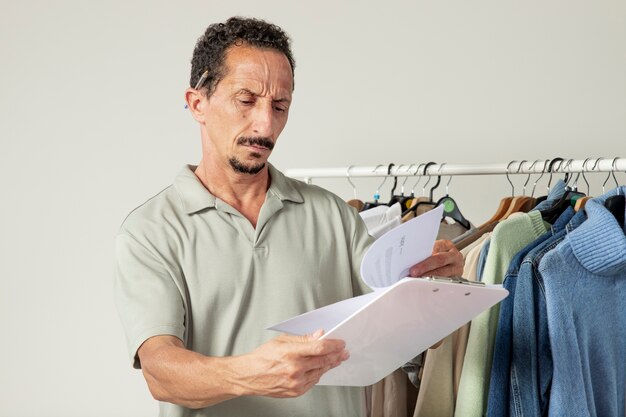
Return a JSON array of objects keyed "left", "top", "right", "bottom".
[
  {"left": 454, "top": 210, "right": 551, "bottom": 417},
  {"left": 539, "top": 188, "right": 626, "bottom": 417},
  {"left": 505, "top": 208, "right": 586, "bottom": 417},
  {"left": 486, "top": 207, "right": 577, "bottom": 417},
  {"left": 360, "top": 203, "right": 402, "bottom": 239},
  {"left": 370, "top": 369, "right": 408, "bottom": 417},
  {"left": 402, "top": 197, "right": 432, "bottom": 222},
  {"left": 412, "top": 233, "right": 491, "bottom": 417},
  {"left": 445, "top": 220, "right": 478, "bottom": 244},
  {"left": 476, "top": 238, "right": 490, "bottom": 282},
  {"left": 360, "top": 203, "right": 396, "bottom": 228},
  {"left": 403, "top": 197, "right": 477, "bottom": 241},
  {"left": 462, "top": 234, "right": 493, "bottom": 282}
]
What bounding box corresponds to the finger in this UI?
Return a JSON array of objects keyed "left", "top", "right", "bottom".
[
  {"left": 432, "top": 239, "right": 454, "bottom": 253},
  {"left": 283, "top": 338, "right": 346, "bottom": 357},
  {"left": 276, "top": 330, "right": 327, "bottom": 346},
  {"left": 420, "top": 264, "right": 462, "bottom": 278},
  {"left": 308, "top": 329, "right": 325, "bottom": 340},
  {"left": 410, "top": 253, "right": 451, "bottom": 277},
  {"left": 415, "top": 248, "right": 463, "bottom": 277},
  {"left": 303, "top": 362, "right": 336, "bottom": 387},
  {"left": 302, "top": 348, "right": 350, "bottom": 371},
  {"left": 307, "top": 350, "right": 347, "bottom": 379},
  {"left": 279, "top": 329, "right": 324, "bottom": 343},
  {"left": 411, "top": 240, "right": 458, "bottom": 277}
]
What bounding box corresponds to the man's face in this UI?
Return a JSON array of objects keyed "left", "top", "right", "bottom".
[{"left": 196, "top": 45, "right": 293, "bottom": 175}]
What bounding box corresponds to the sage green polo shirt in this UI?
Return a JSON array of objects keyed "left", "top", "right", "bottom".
[{"left": 115, "top": 164, "right": 374, "bottom": 417}]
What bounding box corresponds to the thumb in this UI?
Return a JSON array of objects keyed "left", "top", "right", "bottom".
[
  {"left": 304, "top": 329, "right": 325, "bottom": 341},
  {"left": 278, "top": 329, "right": 325, "bottom": 343}
]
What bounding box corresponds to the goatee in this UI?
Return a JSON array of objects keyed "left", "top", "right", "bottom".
[
  {"left": 228, "top": 136, "right": 273, "bottom": 174},
  {"left": 229, "top": 157, "right": 266, "bottom": 175}
]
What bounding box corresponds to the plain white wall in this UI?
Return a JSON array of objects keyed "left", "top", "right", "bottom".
[{"left": 1, "top": 0, "right": 624, "bottom": 415}]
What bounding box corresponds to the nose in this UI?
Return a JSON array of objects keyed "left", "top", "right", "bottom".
[{"left": 251, "top": 101, "right": 275, "bottom": 137}]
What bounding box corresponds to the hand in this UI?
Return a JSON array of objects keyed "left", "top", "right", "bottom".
[
  {"left": 237, "top": 329, "right": 349, "bottom": 398},
  {"left": 409, "top": 239, "right": 464, "bottom": 278}
]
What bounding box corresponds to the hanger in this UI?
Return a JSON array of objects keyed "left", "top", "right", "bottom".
[
  {"left": 401, "top": 164, "right": 423, "bottom": 209},
  {"left": 406, "top": 163, "right": 430, "bottom": 206},
  {"left": 501, "top": 160, "right": 535, "bottom": 219},
  {"left": 574, "top": 157, "right": 594, "bottom": 212},
  {"left": 401, "top": 162, "right": 438, "bottom": 217},
  {"left": 514, "top": 159, "right": 540, "bottom": 212},
  {"left": 345, "top": 165, "right": 365, "bottom": 212},
  {"left": 525, "top": 158, "right": 548, "bottom": 211},
  {"left": 458, "top": 160, "right": 539, "bottom": 249},
  {"left": 540, "top": 159, "right": 586, "bottom": 224},
  {"left": 434, "top": 173, "right": 471, "bottom": 230},
  {"left": 386, "top": 163, "right": 398, "bottom": 204},
  {"left": 534, "top": 157, "right": 566, "bottom": 205},
  {"left": 602, "top": 157, "right": 624, "bottom": 229},
  {"left": 412, "top": 162, "right": 446, "bottom": 213},
  {"left": 362, "top": 164, "right": 393, "bottom": 211},
  {"left": 399, "top": 164, "right": 429, "bottom": 222},
  {"left": 428, "top": 165, "right": 443, "bottom": 202},
  {"left": 388, "top": 164, "right": 413, "bottom": 207},
  {"left": 478, "top": 160, "right": 527, "bottom": 228}
]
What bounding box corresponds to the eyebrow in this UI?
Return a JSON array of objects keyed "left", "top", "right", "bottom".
[{"left": 237, "top": 88, "right": 291, "bottom": 104}]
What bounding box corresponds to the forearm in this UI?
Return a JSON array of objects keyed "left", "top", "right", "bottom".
[
  {"left": 139, "top": 337, "right": 248, "bottom": 409},
  {"left": 138, "top": 332, "right": 348, "bottom": 409}
]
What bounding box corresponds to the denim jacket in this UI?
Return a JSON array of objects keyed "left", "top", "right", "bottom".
[
  {"left": 539, "top": 187, "right": 626, "bottom": 417},
  {"left": 486, "top": 207, "right": 576, "bottom": 417}
]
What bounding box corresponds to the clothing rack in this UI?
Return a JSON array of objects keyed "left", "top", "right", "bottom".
[{"left": 285, "top": 158, "right": 626, "bottom": 182}]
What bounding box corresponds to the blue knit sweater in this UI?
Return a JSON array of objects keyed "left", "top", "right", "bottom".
[{"left": 538, "top": 186, "right": 626, "bottom": 417}]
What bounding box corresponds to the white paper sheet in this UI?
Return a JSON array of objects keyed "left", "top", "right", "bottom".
[{"left": 361, "top": 205, "right": 443, "bottom": 289}]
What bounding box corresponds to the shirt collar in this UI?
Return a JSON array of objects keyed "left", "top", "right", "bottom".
[
  {"left": 533, "top": 179, "right": 567, "bottom": 212},
  {"left": 568, "top": 186, "right": 626, "bottom": 275},
  {"left": 173, "top": 164, "right": 303, "bottom": 215},
  {"left": 173, "top": 165, "right": 217, "bottom": 214},
  {"left": 266, "top": 163, "right": 304, "bottom": 204}
]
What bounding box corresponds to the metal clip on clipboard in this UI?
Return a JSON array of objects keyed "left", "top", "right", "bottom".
[{"left": 425, "top": 276, "right": 486, "bottom": 287}]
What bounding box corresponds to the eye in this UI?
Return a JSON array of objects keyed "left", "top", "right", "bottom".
[
  {"left": 239, "top": 99, "right": 254, "bottom": 106},
  {"left": 274, "top": 105, "right": 286, "bottom": 112}
]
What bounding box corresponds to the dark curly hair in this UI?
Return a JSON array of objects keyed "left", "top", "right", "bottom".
[{"left": 190, "top": 17, "right": 295, "bottom": 97}]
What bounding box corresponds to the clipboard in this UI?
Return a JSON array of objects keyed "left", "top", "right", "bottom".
[
  {"left": 316, "top": 276, "right": 507, "bottom": 386},
  {"left": 267, "top": 206, "right": 508, "bottom": 386}
]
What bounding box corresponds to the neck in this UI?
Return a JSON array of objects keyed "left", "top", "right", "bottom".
[{"left": 194, "top": 157, "right": 271, "bottom": 227}]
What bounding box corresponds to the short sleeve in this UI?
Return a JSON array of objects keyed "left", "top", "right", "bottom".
[{"left": 114, "top": 233, "right": 186, "bottom": 369}]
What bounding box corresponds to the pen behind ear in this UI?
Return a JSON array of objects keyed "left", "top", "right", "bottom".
[{"left": 185, "top": 69, "right": 209, "bottom": 109}]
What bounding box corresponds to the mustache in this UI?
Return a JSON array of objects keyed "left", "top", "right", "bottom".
[{"left": 236, "top": 137, "right": 274, "bottom": 150}]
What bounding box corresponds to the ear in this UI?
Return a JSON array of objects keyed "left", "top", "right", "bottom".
[{"left": 185, "top": 88, "right": 206, "bottom": 123}]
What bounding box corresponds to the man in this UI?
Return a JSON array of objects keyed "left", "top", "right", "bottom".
[{"left": 115, "top": 17, "right": 463, "bottom": 417}]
